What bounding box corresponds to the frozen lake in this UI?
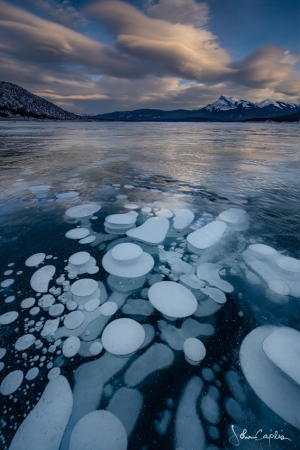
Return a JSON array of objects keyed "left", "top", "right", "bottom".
[{"left": 0, "top": 121, "right": 299, "bottom": 449}]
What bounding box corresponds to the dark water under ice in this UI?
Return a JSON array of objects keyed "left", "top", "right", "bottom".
[{"left": 0, "top": 121, "right": 299, "bottom": 450}]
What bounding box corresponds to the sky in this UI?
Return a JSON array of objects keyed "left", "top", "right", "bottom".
[{"left": 0, "top": 0, "right": 299, "bottom": 114}]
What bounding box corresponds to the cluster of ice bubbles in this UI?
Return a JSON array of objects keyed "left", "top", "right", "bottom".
[{"left": 0, "top": 195, "right": 299, "bottom": 450}]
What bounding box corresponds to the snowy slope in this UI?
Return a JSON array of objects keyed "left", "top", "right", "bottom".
[
  {"left": 0, "top": 82, "right": 78, "bottom": 120},
  {"left": 204, "top": 95, "right": 257, "bottom": 112}
]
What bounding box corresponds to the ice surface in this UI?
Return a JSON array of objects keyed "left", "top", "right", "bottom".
[
  {"left": 0, "top": 370, "right": 23, "bottom": 395},
  {"left": 108, "top": 387, "right": 143, "bottom": 437},
  {"left": 172, "top": 208, "right": 194, "bottom": 231},
  {"left": 175, "top": 377, "right": 206, "bottom": 450},
  {"left": 102, "top": 318, "right": 145, "bottom": 355},
  {"left": 102, "top": 243, "right": 154, "bottom": 278},
  {"left": 183, "top": 338, "right": 206, "bottom": 362},
  {"left": 65, "top": 203, "right": 101, "bottom": 218},
  {"left": 30, "top": 265, "right": 55, "bottom": 293},
  {"left": 240, "top": 326, "right": 300, "bottom": 429},
  {"left": 126, "top": 217, "right": 169, "bottom": 245},
  {"left": 69, "top": 410, "right": 127, "bottom": 450},
  {"left": 63, "top": 336, "right": 81, "bottom": 358},
  {"left": 25, "top": 253, "right": 46, "bottom": 267},
  {"left": 262, "top": 327, "right": 300, "bottom": 386},
  {"left": 9, "top": 376, "right": 73, "bottom": 450},
  {"left": 15, "top": 334, "right": 36, "bottom": 351},
  {"left": 149, "top": 281, "right": 198, "bottom": 318},
  {"left": 0, "top": 311, "right": 18, "bottom": 325},
  {"left": 187, "top": 221, "right": 227, "bottom": 253},
  {"left": 65, "top": 228, "right": 90, "bottom": 239},
  {"left": 124, "top": 343, "right": 174, "bottom": 387}
]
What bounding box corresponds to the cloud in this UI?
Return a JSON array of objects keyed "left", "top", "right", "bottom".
[
  {"left": 146, "top": 0, "right": 209, "bottom": 27},
  {"left": 86, "top": 0, "right": 233, "bottom": 82},
  {"left": 0, "top": 0, "right": 140, "bottom": 78},
  {"left": 231, "top": 45, "right": 299, "bottom": 90},
  {"left": 16, "top": 0, "right": 88, "bottom": 29}
]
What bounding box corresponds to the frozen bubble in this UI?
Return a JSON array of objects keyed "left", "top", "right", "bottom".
[
  {"left": 102, "top": 318, "right": 145, "bottom": 356},
  {"left": 21, "top": 297, "right": 35, "bottom": 309},
  {"left": 268, "top": 279, "right": 291, "bottom": 296},
  {"left": 107, "top": 387, "right": 143, "bottom": 437},
  {"left": 0, "top": 362, "right": 4, "bottom": 371},
  {"left": 56, "top": 191, "right": 79, "bottom": 199},
  {"left": 187, "top": 221, "right": 227, "bottom": 252},
  {"left": 63, "top": 336, "right": 81, "bottom": 358},
  {"left": 64, "top": 311, "right": 85, "bottom": 330},
  {"left": 127, "top": 217, "right": 169, "bottom": 245},
  {"left": 276, "top": 256, "right": 300, "bottom": 273},
  {"left": 124, "top": 203, "right": 139, "bottom": 209},
  {"left": 116, "top": 194, "right": 128, "bottom": 199},
  {"left": 65, "top": 228, "right": 90, "bottom": 239},
  {"left": 87, "top": 265, "right": 99, "bottom": 274},
  {"left": 67, "top": 301, "right": 78, "bottom": 311},
  {"left": 30, "top": 265, "right": 56, "bottom": 293},
  {"left": 263, "top": 327, "right": 300, "bottom": 386},
  {"left": 197, "top": 263, "right": 233, "bottom": 293},
  {"left": 172, "top": 209, "right": 194, "bottom": 231},
  {"left": 89, "top": 341, "right": 103, "bottom": 356},
  {"left": 156, "top": 208, "right": 173, "bottom": 218},
  {"left": 1, "top": 278, "right": 14, "bottom": 287},
  {"left": 25, "top": 253, "right": 46, "bottom": 267},
  {"left": 183, "top": 338, "right": 206, "bottom": 363},
  {"left": 29, "top": 185, "right": 51, "bottom": 192},
  {"left": 9, "top": 375, "right": 72, "bottom": 450},
  {"left": 201, "top": 287, "right": 227, "bottom": 304},
  {"left": 100, "top": 301, "right": 118, "bottom": 316},
  {"left": 30, "top": 306, "right": 40, "bottom": 316},
  {"left": 69, "top": 410, "right": 127, "bottom": 450},
  {"left": 25, "top": 367, "right": 39, "bottom": 380},
  {"left": 124, "top": 343, "right": 174, "bottom": 387},
  {"left": 122, "top": 299, "right": 154, "bottom": 316},
  {"left": 15, "top": 334, "right": 36, "bottom": 351},
  {"left": 218, "top": 208, "right": 247, "bottom": 224},
  {"left": 106, "top": 211, "right": 138, "bottom": 226},
  {"left": 49, "top": 303, "right": 65, "bottom": 317},
  {"left": 38, "top": 294, "right": 55, "bottom": 309},
  {"left": 79, "top": 236, "right": 96, "bottom": 244},
  {"left": 0, "top": 370, "right": 23, "bottom": 395},
  {"left": 71, "top": 279, "right": 98, "bottom": 301},
  {"left": 5, "top": 295, "right": 15, "bottom": 303},
  {"left": 141, "top": 206, "right": 151, "bottom": 213},
  {"left": 149, "top": 281, "right": 197, "bottom": 318},
  {"left": 240, "top": 326, "right": 300, "bottom": 429},
  {"left": 41, "top": 318, "right": 60, "bottom": 337},
  {"left": 4, "top": 269, "right": 13, "bottom": 275},
  {"left": 202, "top": 368, "right": 215, "bottom": 382},
  {"left": 0, "top": 348, "right": 6, "bottom": 359},
  {"left": 248, "top": 244, "right": 277, "bottom": 257},
  {"left": 69, "top": 251, "right": 90, "bottom": 266},
  {"left": 200, "top": 394, "right": 220, "bottom": 424},
  {"left": 0, "top": 311, "right": 18, "bottom": 325},
  {"left": 84, "top": 298, "right": 100, "bottom": 312},
  {"left": 65, "top": 203, "right": 101, "bottom": 218},
  {"left": 48, "top": 367, "right": 61, "bottom": 380},
  {"left": 102, "top": 243, "right": 154, "bottom": 278}
]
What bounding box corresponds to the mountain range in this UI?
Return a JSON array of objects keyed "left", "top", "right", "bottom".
[{"left": 0, "top": 82, "right": 298, "bottom": 122}]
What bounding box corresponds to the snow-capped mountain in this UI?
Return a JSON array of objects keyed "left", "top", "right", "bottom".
[
  {"left": 204, "top": 95, "right": 256, "bottom": 112},
  {"left": 0, "top": 82, "right": 78, "bottom": 120}
]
